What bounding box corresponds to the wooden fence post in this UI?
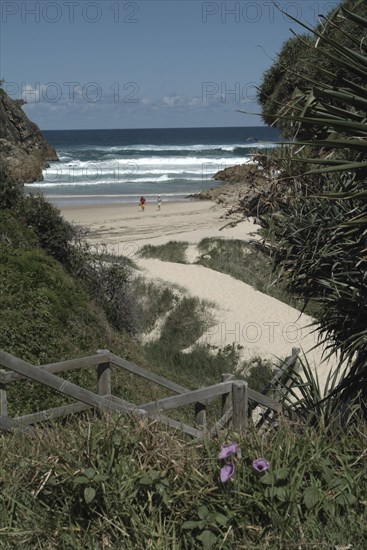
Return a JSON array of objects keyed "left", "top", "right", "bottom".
[
  {"left": 232, "top": 381, "right": 248, "bottom": 432},
  {"left": 195, "top": 401, "right": 207, "bottom": 430},
  {"left": 0, "top": 371, "right": 8, "bottom": 416},
  {"left": 97, "top": 349, "right": 111, "bottom": 396},
  {"left": 221, "top": 373, "right": 234, "bottom": 418}
]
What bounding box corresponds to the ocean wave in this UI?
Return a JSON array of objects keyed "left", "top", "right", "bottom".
[
  {"left": 55, "top": 143, "right": 276, "bottom": 159},
  {"left": 26, "top": 175, "right": 206, "bottom": 188},
  {"left": 70, "top": 142, "right": 269, "bottom": 152},
  {"left": 58, "top": 155, "right": 73, "bottom": 161},
  {"left": 43, "top": 167, "right": 216, "bottom": 179},
  {"left": 233, "top": 143, "right": 276, "bottom": 153},
  {"left": 44, "top": 156, "right": 252, "bottom": 174},
  {"left": 48, "top": 192, "right": 195, "bottom": 198}
]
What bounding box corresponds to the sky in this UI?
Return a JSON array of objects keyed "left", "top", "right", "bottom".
[{"left": 0, "top": 0, "right": 337, "bottom": 129}]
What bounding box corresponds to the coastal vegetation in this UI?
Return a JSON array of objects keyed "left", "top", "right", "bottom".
[
  {"left": 1, "top": 413, "right": 366, "bottom": 548},
  {"left": 132, "top": 276, "right": 272, "bottom": 394},
  {"left": 257, "top": 0, "right": 366, "bottom": 138},
  {"left": 1, "top": 0, "right": 367, "bottom": 546},
  {"left": 0, "top": 182, "right": 270, "bottom": 416},
  {"left": 250, "top": 0, "right": 367, "bottom": 410},
  {"left": 139, "top": 240, "right": 190, "bottom": 264},
  {"left": 139, "top": 237, "right": 319, "bottom": 316},
  {"left": 0, "top": 185, "right": 150, "bottom": 415}
]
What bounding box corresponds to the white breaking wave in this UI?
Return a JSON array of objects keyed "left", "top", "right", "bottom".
[
  {"left": 44, "top": 193, "right": 195, "bottom": 200},
  {"left": 44, "top": 156, "right": 252, "bottom": 174},
  {"left": 26, "top": 175, "right": 206, "bottom": 188},
  {"left": 40, "top": 129, "right": 277, "bottom": 205},
  {"left": 64, "top": 142, "right": 273, "bottom": 153},
  {"left": 44, "top": 165, "right": 207, "bottom": 177}
]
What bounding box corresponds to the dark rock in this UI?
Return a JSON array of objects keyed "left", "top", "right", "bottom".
[
  {"left": 0, "top": 89, "right": 58, "bottom": 184},
  {"left": 214, "top": 163, "right": 259, "bottom": 184},
  {"left": 198, "top": 163, "right": 270, "bottom": 210}
]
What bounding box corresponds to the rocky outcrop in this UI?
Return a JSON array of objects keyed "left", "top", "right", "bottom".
[
  {"left": 194, "top": 164, "right": 270, "bottom": 210},
  {"left": 0, "top": 90, "right": 58, "bottom": 184}
]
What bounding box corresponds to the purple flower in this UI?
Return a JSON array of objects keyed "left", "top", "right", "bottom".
[
  {"left": 218, "top": 443, "right": 238, "bottom": 460},
  {"left": 252, "top": 458, "right": 270, "bottom": 473},
  {"left": 220, "top": 462, "right": 235, "bottom": 483}
]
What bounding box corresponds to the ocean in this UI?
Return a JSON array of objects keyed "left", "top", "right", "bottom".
[{"left": 26, "top": 126, "right": 279, "bottom": 206}]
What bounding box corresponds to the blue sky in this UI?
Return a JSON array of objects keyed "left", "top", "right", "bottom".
[{"left": 0, "top": 1, "right": 336, "bottom": 129}]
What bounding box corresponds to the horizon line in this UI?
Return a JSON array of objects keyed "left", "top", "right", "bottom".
[{"left": 41, "top": 124, "right": 271, "bottom": 132}]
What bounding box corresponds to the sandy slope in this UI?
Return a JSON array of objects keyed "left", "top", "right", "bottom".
[
  {"left": 60, "top": 200, "right": 339, "bottom": 391},
  {"left": 136, "top": 257, "right": 336, "bottom": 388}
]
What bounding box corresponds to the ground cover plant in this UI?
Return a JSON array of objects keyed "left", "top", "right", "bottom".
[
  {"left": 130, "top": 276, "right": 180, "bottom": 334},
  {"left": 0, "top": 187, "right": 154, "bottom": 416},
  {"left": 1, "top": 413, "right": 366, "bottom": 548},
  {"left": 139, "top": 241, "right": 189, "bottom": 264}
]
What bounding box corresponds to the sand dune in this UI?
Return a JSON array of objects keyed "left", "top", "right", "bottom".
[{"left": 60, "top": 199, "right": 339, "bottom": 392}]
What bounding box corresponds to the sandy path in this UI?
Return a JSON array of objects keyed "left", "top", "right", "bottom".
[
  {"left": 136, "top": 258, "right": 336, "bottom": 387},
  {"left": 60, "top": 200, "right": 338, "bottom": 391}
]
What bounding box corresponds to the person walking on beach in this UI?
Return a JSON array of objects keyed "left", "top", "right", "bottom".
[
  {"left": 139, "top": 196, "right": 146, "bottom": 211},
  {"left": 157, "top": 195, "right": 162, "bottom": 211}
]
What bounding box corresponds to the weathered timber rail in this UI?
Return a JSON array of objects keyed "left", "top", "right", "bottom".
[{"left": 0, "top": 348, "right": 299, "bottom": 438}]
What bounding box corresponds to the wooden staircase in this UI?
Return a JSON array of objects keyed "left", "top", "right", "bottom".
[{"left": 0, "top": 348, "right": 299, "bottom": 437}]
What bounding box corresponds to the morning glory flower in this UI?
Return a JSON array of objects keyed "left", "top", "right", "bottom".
[
  {"left": 220, "top": 462, "right": 235, "bottom": 483},
  {"left": 252, "top": 458, "right": 270, "bottom": 472},
  {"left": 218, "top": 443, "right": 238, "bottom": 460}
]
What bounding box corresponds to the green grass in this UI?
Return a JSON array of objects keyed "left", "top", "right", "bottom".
[
  {"left": 139, "top": 241, "right": 189, "bottom": 263},
  {"left": 143, "top": 295, "right": 221, "bottom": 389},
  {"left": 131, "top": 276, "right": 179, "bottom": 333},
  {"left": 124, "top": 276, "right": 230, "bottom": 392},
  {"left": 1, "top": 185, "right": 366, "bottom": 548},
  {"left": 0, "top": 244, "right": 149, "bottom": 416},
  {"left": 0, "top": 245, "right": 97, "bottom": 363},
  {"left": 196, "top": 237, "right": 292, "bottom": 300},
  {"left": 1, "top": 414, "right": 366, "bottom": 548},
  {"left": 237, "top": 356, "right": 275, "bottom": 393},
  {"left": 136, "top": 237, "right": 319, "bottom": 316},
  {"left": 0, "top": 191, "right": 161, "bottom": 416},
  {"left": 196, "top": 238, "right": 320, "bottom": 317}
]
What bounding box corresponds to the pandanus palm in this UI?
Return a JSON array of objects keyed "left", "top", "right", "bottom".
[{"left": 265, "top": 0, "right": 367, "bottom": 408}]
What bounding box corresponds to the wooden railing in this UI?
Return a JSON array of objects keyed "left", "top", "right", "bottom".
[{"left": 0, "top": 348, "right": 299, "bottom": 438}]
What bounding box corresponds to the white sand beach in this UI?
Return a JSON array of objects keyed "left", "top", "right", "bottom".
[
  {"left": 61, "top": 200, "right": 251, "bottom": 252},
  {"left": 61, "top": 199, "right": 339, "bottom": 391}
]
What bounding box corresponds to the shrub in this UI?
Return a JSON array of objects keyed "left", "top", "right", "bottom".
[
  {"left": 239, "top": 356, "right": 274, "bottom": 393},
  {"left": 0, "top": 179, "right": 24, "bottom": 209},
  {"left": 85, "top": 260, "right": 138, "bottom": 335},
  {"left": 131, "top": 277, "right": 178, "bottom": 333},
  {"left": 16, "top": 192, "right": 90, "bottom": 273},
  {"left": 139, "top": 241, "right": 189, "bottom": 263},
  {"left": 0, "top": 210, "right": 38, "bottom": 248}
]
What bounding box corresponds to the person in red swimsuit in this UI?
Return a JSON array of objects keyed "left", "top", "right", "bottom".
[{"left": 139, "top": 196, "right": 146, "bottom": 211}]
